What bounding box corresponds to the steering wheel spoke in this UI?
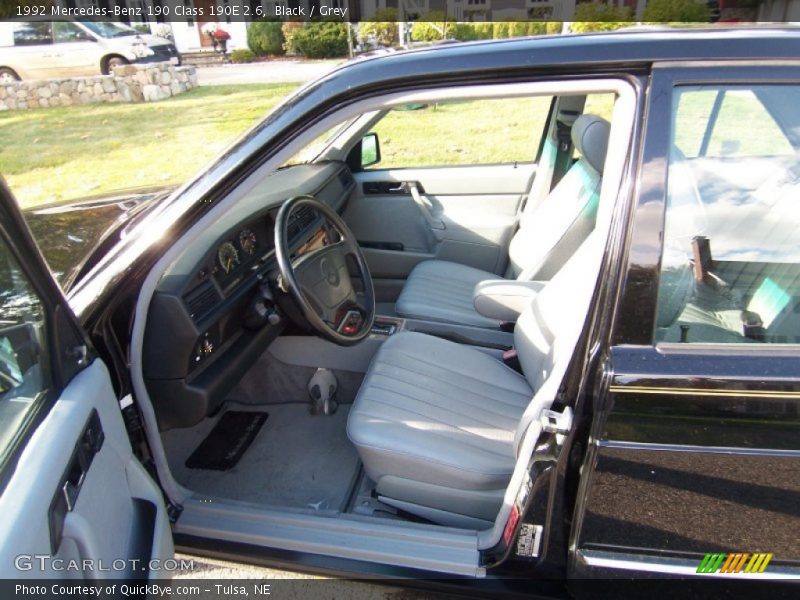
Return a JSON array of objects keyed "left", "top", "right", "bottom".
[{"left": 275, "top": 195, "right": 375, "bottom": 345}]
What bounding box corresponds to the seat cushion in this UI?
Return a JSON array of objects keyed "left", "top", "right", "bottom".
[
  {"left": 395, "top": 260, "right": 501, "bottom": 328},
  {"left": 347, "top": 331, "right": 532, "bottom": 492}
]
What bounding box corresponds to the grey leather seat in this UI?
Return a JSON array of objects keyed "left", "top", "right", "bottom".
[
  {"left": 395, "top": 114, "right": 610, "bottom": 328},
  {"left": 348, "top": 234, "right": 598, "bottom": 527}
]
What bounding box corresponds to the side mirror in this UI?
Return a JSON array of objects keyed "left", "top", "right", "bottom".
[{"left": 360, "top": 132, "right": 381, "bottom": 168}]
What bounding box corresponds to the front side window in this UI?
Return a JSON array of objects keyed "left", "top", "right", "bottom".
[
  {"left": 655, "top": 84, "right": 800, "bottom": 345},
  {"left": 53, "top": 22, "right": 94, "bottom": 44},
  {"left": 365, "top": 96, "right": 553, "bottom": 169}
]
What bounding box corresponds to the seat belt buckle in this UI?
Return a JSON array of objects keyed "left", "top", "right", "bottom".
[{"left": 503, "top": 348, "right": 522, "bottom": 373}]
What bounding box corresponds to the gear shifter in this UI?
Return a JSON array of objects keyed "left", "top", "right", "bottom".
[{"left": 308, "top": 368, "right": 338, "bottom": 416}]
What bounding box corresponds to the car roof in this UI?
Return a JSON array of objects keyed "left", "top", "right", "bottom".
[{"left": 338, "top": 27, "right": 800, "bottom": 83}]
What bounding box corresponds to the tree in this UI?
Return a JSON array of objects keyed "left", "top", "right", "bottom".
[{"left": 357, "top": 8, "right": 399, "bottom": 48}]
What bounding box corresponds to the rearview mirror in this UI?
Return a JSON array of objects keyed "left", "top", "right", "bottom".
[{"left": 361, "top": 132, "right": 381, "bottom": 168}]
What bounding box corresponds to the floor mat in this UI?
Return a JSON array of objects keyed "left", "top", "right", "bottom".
[
  {"left": 162, "top": 403, "right": 360, "bottom": 512},
  {"left": 185, "top": 411, "right": 268, "bottom": 471}
]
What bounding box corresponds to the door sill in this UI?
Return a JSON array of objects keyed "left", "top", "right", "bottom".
[{"left": 173, "top": 495, "right": 484, "bottom": 577}]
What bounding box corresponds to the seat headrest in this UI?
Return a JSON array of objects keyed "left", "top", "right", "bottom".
[{"left": 571, "top": 114, "right": 610, "bottom": 174}]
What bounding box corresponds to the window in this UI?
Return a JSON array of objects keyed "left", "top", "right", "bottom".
[
  {"left": 365, "top": 96, "right": 552, "bottom": 169},
  {"left": 53, "top": 22, "right": 93, "bottom": 44},
  {"left": 655, "top": 84, "right": 800, "bottom": 345},
  {"left": 0, "top": 238, "right": 49, "bottom": 457},
  {"left": 13, "top": 22, "right": 52, "bottom": 46}
]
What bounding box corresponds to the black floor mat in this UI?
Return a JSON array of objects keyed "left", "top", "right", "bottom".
[{"left": 185, "top": 411, "right": 268, "bottom": 471}]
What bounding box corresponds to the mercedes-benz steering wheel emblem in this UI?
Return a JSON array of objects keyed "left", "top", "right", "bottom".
[{"left": 320, "top": 258, "right": 340, "bottom": 286}]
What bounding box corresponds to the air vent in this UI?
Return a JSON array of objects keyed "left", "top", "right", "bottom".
[
  {"left": 288, "top": 205, "right": 317, "bottom": 240},
  {"left": 184, "top": 280, "right": 221, "bottom": 321}
]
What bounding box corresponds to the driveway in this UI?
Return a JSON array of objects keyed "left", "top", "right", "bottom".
[{"left": 196, "top": 60, "right": 343, "bottom": 86}]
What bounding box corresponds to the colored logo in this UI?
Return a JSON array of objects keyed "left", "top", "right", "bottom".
[{"left": 697, "top": 553, "right": 773, "bottom": 574}]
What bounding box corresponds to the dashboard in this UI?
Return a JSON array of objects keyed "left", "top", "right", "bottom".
[{"left": 142, "top": 162, "right": 355, "bottom": 430}]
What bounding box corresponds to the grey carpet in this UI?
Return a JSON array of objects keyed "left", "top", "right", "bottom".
[
  {"left": 227, "top": 352, "right": 364, "bottom": 407},
  {"left": 162, "top": 402, "right": 360, "bottom": 513}
]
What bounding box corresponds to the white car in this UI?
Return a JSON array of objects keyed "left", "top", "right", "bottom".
[{"left": 0, "top": 20, "right": 180, "bottom": 82}]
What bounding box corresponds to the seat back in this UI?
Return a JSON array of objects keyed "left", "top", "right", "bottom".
[
  {"left": 507, "top": 114, "right": 610, "bottom": 281},
  {"left": 511, "top": 231, "right": 603, "bottom": 450}
]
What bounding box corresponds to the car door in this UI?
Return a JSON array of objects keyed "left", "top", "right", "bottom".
[
  {"left": 51, "top": 22, "right": 99, "bottom": 76},
  {"left": 341, "top": 95, "right": 553, "bottom": 300},
  {"left": 570, "top": 65, "right": 800, "bottom": 584},
  {"left": 0, "top": 180, "right": 174, "bottom": 580}
]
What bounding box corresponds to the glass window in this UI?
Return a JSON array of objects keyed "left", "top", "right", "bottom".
[
  {"left": 0, "top": 238, "right": 49, "bottom": 457},
  {"left": 655, "top": 84, "right": 800, "bottom": 345},
  {"left": 53, "top": 22, "right": 93, "bottom": 44},
  {"left": 13, "top": 23, "right": 52, "bottom": 46},
  {"left": 365, "top": 96, "right": 553, "bottom": 169}
]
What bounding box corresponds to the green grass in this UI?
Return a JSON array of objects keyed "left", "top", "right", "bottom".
[{"left": 0, "top": 84, "right": 297, "bottom": 208}]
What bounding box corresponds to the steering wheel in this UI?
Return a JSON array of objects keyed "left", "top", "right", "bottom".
[{"left": 274, "top": 195, "right": 375, "bottom": 346}]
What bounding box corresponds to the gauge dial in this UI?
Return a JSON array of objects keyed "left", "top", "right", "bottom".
[
  {"left": 218, "top": 242, "right": 239, "bottom": 274},
  {"left": 238, "top": 228, "right": 257, "bottom": 255}
]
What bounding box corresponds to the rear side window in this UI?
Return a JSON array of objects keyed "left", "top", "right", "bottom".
[
  {"left": 655, "top": 84, "right": 800, "bottom": 345},
  {"left": 13, "top": 22, "right": 53, "bottom": 46}
]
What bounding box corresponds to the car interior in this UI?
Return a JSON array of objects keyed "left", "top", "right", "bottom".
[{"left": 130, "top": 79, "right": 636, "bottom": 573}]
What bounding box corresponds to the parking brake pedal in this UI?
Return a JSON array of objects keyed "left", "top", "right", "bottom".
[{"left": 308, "top": 368, "right": 338, "bottom": 416}]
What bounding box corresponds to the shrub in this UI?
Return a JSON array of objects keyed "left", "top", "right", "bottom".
[
  {"left": 410, "top": 12, "right": 451, "bottom": 42},
  {"left": 445, "top": 22, "right": 493, "bottom": 41},
  {"left": 288, "top": 22, "right": 350, "bottom": 59},
  {"left": 571, "top": 2, "right": 635, "bottom": 32},
  {"left": 230, "top": 49, "right": 256, "bottom": 63},
  {"left": 357, "top": 8, "right": 399, "bottom": 47},
  {"left": 247, "top": 20, "right": 285, "bottom": 56},
  {"left": 643, "top": 0, "right": 711, "bottom": 22},
  {"left": 491, "top": 21, "right": 548, "bottom": 39}
]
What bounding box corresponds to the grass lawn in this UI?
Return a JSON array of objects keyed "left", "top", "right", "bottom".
[
  {"left": 0, "top": 84, "right": 298, "bottom": 208},
  {"left": 1, "top": 86, "right": 618, "bottom": 209}
]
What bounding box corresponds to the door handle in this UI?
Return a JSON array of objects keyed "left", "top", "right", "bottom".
[
  {"left": 406, "top": 182, "right": 445, "bottom": 231},
  {"left": 48, "top": 410, "right": 104, "bottom": 553}
]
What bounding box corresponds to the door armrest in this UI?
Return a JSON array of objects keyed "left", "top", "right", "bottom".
[{"left": 473, "top": 279, "right": 545, "bottom": 322}]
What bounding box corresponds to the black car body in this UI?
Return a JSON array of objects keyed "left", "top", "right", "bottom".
[{"left": 0, "top": 28, "right": 799, "bottom": 597}]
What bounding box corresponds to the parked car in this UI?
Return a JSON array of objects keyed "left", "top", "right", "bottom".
[
  {"left": 0, "top": 27, "right": 799, "bottom": 596},
  {"left": 0, "top": 19, "right": 180, "bottom": 82}
]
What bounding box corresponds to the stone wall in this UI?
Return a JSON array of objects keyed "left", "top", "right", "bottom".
[{"left": 0, "top": 63, "right": 198, "bottom": 111}]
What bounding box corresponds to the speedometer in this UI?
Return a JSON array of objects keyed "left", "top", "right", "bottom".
[
  {"left": 238, "top": 228, "right": 257, "bottom": 255},
  {"left": 218, "top": 242, "right": 239, "bottom": 274}
]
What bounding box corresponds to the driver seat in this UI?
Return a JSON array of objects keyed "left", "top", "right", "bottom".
[{"left": 347, "top": 233, "right": 599, "bottom": 528}]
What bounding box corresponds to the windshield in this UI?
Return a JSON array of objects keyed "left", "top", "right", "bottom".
[
  {"left": 79, "top": 20, "right": 138, "bottom": 38},
  {"left": 281, "top": 118, "right": 356, "bottom": 167}
]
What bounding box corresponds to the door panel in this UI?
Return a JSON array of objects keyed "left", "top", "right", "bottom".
[
  {"left": 0, "top": 180, "right": 173, "bottom": 579},
  {"left": 0, "top": 361, "right": 174, "bottom": 579},
  {"left": 345, "top": 164, "right": 534, "bottom": 292}
]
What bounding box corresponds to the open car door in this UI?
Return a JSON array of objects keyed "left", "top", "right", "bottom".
[{"left": 0, "top": 179, "right": 174, "bottom": 580}]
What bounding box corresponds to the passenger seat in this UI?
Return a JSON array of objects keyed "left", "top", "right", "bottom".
[{"left": 395, "top": 114, "right": 610, "bottom": 328}]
